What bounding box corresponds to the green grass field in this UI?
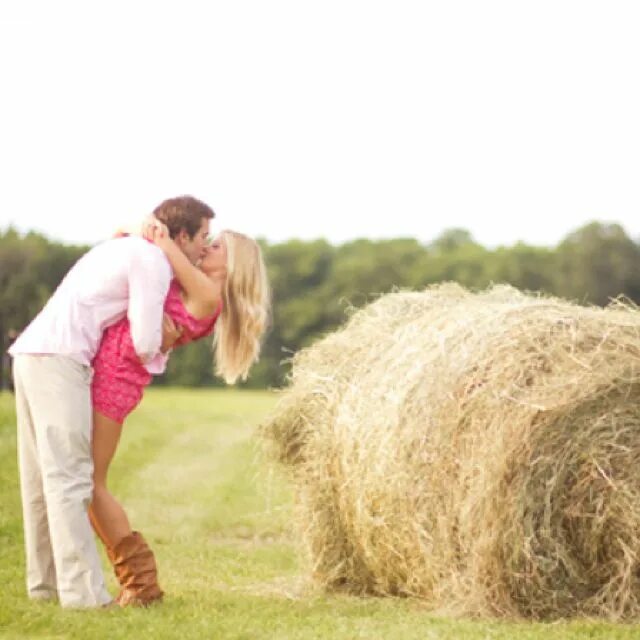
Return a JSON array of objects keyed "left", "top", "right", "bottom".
[{"left": 2, "top": 388, "right": 640, "bottom": 639}]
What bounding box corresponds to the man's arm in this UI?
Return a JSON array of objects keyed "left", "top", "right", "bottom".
[{"left": 127, "top": 247, "right": 172, "bottom": 363}]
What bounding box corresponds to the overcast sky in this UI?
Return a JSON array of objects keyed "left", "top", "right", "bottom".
[{"left": 1, "top": 0, "right": 639, "bottom": 248}]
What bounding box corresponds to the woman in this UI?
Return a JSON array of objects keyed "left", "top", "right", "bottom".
[{"left": 88, "top": 225, "right": 271, "bottom": 606}]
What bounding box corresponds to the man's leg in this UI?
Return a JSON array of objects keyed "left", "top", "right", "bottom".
[
  {"left": 23, "top": 355, "right": 111, "bottom": 608},
  {"left": 13, "top": 356, "right": 57, "bottom": 601}
]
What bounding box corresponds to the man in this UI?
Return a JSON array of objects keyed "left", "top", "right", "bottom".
[{"left": 9, "top": 195, "right": 214, "bottom": 608}]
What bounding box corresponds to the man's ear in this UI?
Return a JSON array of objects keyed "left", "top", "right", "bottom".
[{"left": 175, "top": 228, "right": 190, "bottom": 247}]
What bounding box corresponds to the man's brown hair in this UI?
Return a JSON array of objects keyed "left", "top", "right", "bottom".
[{"left": 152, "top": 195, "right": 215, "bottom": 239}]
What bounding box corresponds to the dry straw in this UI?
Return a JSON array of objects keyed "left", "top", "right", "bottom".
[{"left": 261, "top": 284, "right": 640, "bottom": 620}]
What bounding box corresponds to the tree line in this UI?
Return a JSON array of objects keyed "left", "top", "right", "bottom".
[{"left": 1, "top": 222, "right": 638, "bottom": 390}]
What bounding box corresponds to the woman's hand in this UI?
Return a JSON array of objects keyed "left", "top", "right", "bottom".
[
  {"left": 143, "top": 219, "right": 175, "bottom": 255},
  {"left": 161, "top": 313, "right": 183, "bottom": 353},
  {"left": 142, "top": 217, "right": 169, "bottom": 242},
  {"left": 114, "top": 216, "right": 168, "bottom": 239}
]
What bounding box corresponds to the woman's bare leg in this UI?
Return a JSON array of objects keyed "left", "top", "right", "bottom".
[{"left": 89, "top": 410, "right": 132, "bottom": 548}]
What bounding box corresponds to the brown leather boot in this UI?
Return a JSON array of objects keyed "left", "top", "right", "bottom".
[{"left": 108, "top": 531, "right": 164, "bottom": 607}]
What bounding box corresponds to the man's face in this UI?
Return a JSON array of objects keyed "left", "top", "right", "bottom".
[{"left": 175, "top": 218, "right": 210, "bottom": 265}]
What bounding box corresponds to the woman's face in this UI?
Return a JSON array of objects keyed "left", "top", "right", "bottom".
[{"left": 199, "top": 235, "right": 228, "bottom": 277}]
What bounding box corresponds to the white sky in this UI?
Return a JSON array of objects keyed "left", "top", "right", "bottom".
[{"left": 1, "top": 0, "right": 639, "bottom": 248}]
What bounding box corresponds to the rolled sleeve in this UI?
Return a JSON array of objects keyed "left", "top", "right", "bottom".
[{"left": 145, "top": 351, "right": 170, "bottom": 375}]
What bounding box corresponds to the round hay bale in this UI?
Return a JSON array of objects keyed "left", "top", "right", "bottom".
[{"left": 261, "top": 284, "right": 640, "bottom": 620}]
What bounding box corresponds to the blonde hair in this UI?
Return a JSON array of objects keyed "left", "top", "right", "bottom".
[{"left": 214, "top": 230, "right": 271, "bottom": 384}]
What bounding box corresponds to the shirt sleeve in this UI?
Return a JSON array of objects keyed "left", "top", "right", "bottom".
[
  {"left": 144, "top": 350, "right": 170, "bottom": 375},
  {"left": 127, "top": 246, "right": 172, "bottom": 363}
]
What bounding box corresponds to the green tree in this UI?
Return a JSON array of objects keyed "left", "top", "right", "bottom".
[
  {"left": 555, "top": 222, "right": 640, "bottom": 305},
  {"left": 0, "top": 229, "right": 87, "bottom": 388},
  {"left": 5, "top": 220, "right": 640, "bottom": 390},
  {"left": 158, "top": 339, "right": 219, "bottom": 387},
  {"left": 487, "top": 243, "right": 557, "bottom": 293},
  {"left": 430, "top": 228, "right": 477, "bottom": 253}
]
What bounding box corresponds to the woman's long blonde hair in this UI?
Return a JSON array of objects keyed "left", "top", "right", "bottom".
[{"left": 214, "top": 230, "right": 271, "bottom": 384}]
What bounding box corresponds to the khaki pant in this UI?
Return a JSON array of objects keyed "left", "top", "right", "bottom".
[{"left": 13, "top": 355, "right": 111, "bottom": 608}]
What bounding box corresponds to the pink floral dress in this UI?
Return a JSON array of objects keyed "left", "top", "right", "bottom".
[{"left": 92, "top": 280, "right": 221, "bottom": 424}]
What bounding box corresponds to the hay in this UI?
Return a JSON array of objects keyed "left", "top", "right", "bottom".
[{"left": 261, "top": 284, "right": 640, "bottom": 620}]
